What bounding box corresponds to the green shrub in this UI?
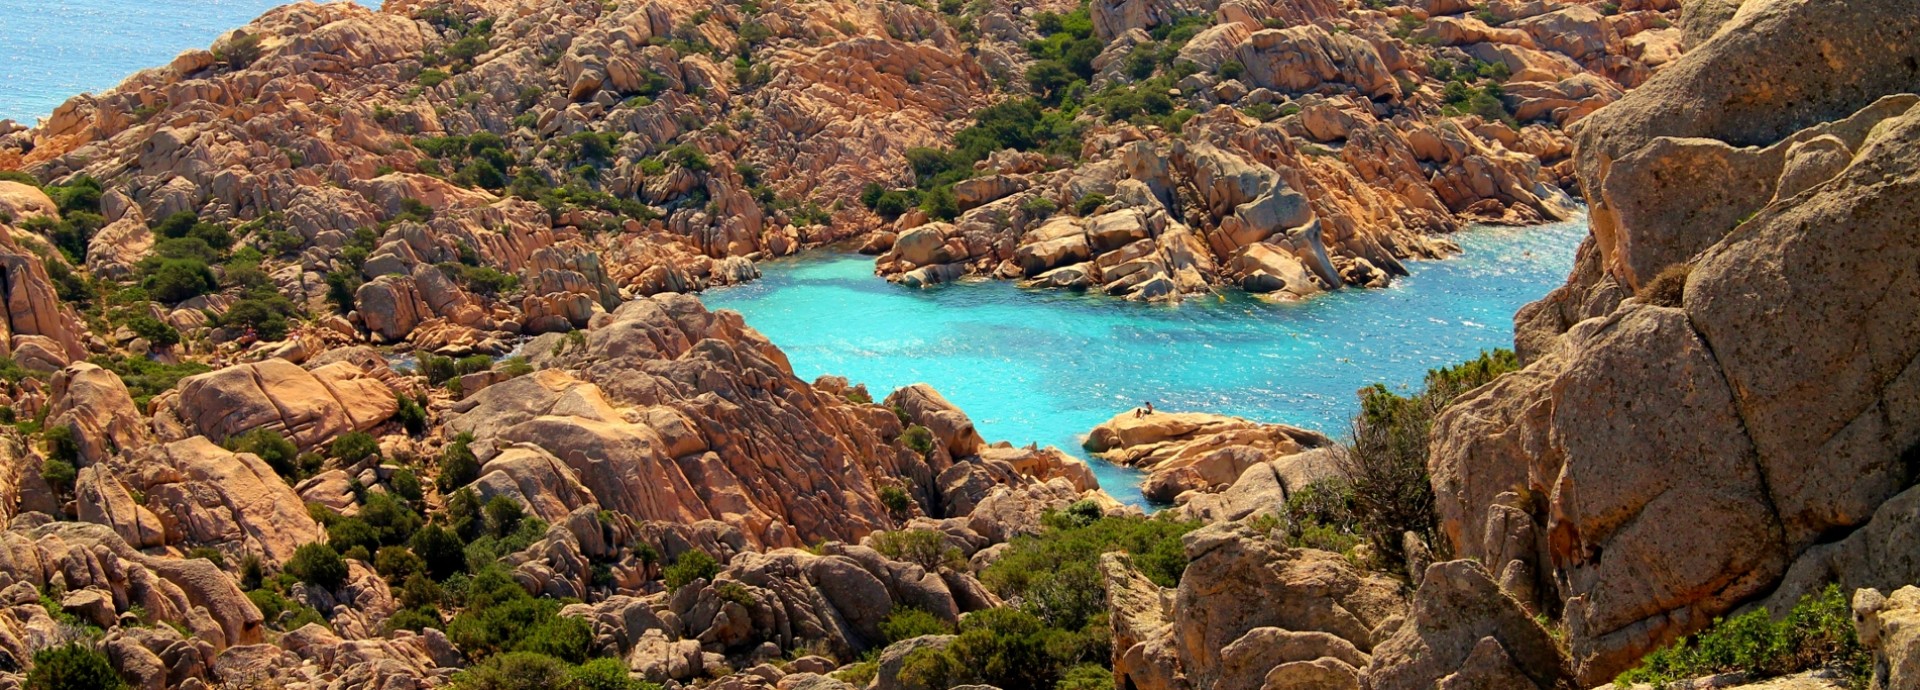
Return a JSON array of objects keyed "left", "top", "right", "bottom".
[
  {"left": 214, "top": 34, "right": 264, "bottom": 70},
  {"left": 395, "top": 394, "right": 429, "bottom": 436},
  {"left": 376, "top": 545, "right": 426, "bottom": 584},
  {"left": 901, "top": 425, "right": 935, "bottom": 457},
  {"left": 1343, "top": 350, "right": 1519, "bottom": 570},
  {"left": 122, "top": 311, "right": 181, "bottom": 349},
  {"left": 42, "top": 425, "right": 78, "bottom": 464},
  {"left": 140, "top": 258, "right": 217, "bottom": 303},
  {"left": 1283, "top": 480, "right": 1360, "bottom": 553},
  {"left": 39, "top": 456, "right": 76, "bottom": 498},
  {"left": 330, "top": 431, "right": 381, "bottom": 463},
  {"left": 981, "top": 513, "right": 1196, "bottom": 631},
  {"left": 896, "top": 607, "right": 1103, "bottom": 690},
  {"left": 1021, "top": 196, "right": 1059, "bottom": 218},
  {"left": 1642, "top": 263, "right": 1690, "bottom": 307},
  {"left": 870, "top": 529, "right": 961, "bottom": 572},
  {"left": 881, "top": 606, "right": 954, "bottom": 643},
  {"left": 420, "top": 353, "right": 459, "bottom": 385},
  {"left": 1056, "top": 664, "right": 1115, "bottom": 690},
  {"left": 412, "top": 524, "right": 468, "bottom": 580},
  {"left": 572, "top": 657, "right": 658, "bottom": 690},
  {"left": 663, "top": 549, "right": 720, "bottom": 591},
  {"left": 247, "top": 588, "right": 328, "bottom": 631},
  {"left": 439, "top": 433, "right": 482, "bottom": 492},
  {"left": 878, "top": 485, "right": 914, "bottom": 516},
  {"left": 224, "top": 428, "right": 304, "bottom": 480},
  {"left": 419, "top": 68, "right": 452, "bottom": 87},
  {"left": 446, "top": 565, "right": 593, "bottom": 662},
  {"left": 1615, "top": 584, "right": 1869, "bottom": 689},
  {"left": 218, "top": 289, "right": 295, "bottom": 341},
  {"left": 1074, "top": 193, "right": 1108, "bottom": 216},
  {"left": 25, "top": 643, "right": 124, "bottom": 690},
  {"left": 287, "top": 543, "right": 349, "bottom": 589},
  {"left": 484, "top": 495, "right": 524, "bottom": 537},
  {"left": 392, "top": 466, "right": 424, "bottom": 503},
  {"left": 88, "top": 355, "right": 209, "bottom": 408},
  {"left": 449, "top": 651, "right": 572, "bottom": 690}
]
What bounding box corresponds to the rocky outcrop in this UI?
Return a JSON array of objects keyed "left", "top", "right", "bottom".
[
  {"left": 153, "top": 358, "right": 398, "bottom": 449},
  {"left": 1107, "top": 521, "right": 1404, "bottom": 690},
  {"left": 1426, "top": 0, "right": 1920, "bottom": 683},
  {"left": 0, "top": 229, "right": 88, "bottom": 365},
  {"left": 1361, "top": 560, "right": 1571, "bottom": 690},
  {"left": 1085, "top": 410, "right": 1335, "bottom": 503},
  {"left": 451, "top": 293, "right": 1091, "bottom": 549}
]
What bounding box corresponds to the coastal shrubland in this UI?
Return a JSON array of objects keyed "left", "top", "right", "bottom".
[{"left": 1614, "top": 585, "right": 1869, "bottom": 689}]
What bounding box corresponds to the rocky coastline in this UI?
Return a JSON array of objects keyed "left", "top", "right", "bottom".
[{"left": 0, "top": 0, "right": 1918, "bottom": 688}]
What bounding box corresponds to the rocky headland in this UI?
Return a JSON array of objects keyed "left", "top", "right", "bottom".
[{"left": 0, "top": 0, "right": 1917, "bottom": 688}]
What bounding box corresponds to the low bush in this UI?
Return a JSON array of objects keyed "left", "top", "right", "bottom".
[
  {"left": 438, "top": 433, "right": 482, "bottom": 492},
  {"left": 663, "top": 549, "right": 720, "bottom": 591},
  {"left": 1615, "top": 584, "right": 1869, "bottom": 688},
  {"left": 981, "top": 513, "right": 1196, "bottom": 631},
  {"left": 446, "top": 565, "right": 594, "bottom": 662},
  {"left": 881, "top": 606, "right": 954, "bottom": 643},
  {"left": 870, "top": 529, "right": 962, "bottom": 572},
  {"left": 878, "top": 485, "right": 914, "bottom": 516},
  {"left": 287, "top": 543, "right": 349, "bottom": 589},
  {"left": 329, "top": 431, "right": 381, "bottom": 463},
  {"left": 247, "top": 588, "right": 328, "bottom": 631},
  {"left": 224, "top": 428, "right": 306, "bottom": 480},
  {"left": 896, "top": 607, "right": 1106, "bottom": 690},
  {"left": 25, "top": 643, "right": 124, "bottom": 690},
  {"left": 1342, "top": 350, "right": 1519, "bottom": 571}
]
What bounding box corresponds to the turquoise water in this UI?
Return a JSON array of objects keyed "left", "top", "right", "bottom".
[
  {"left": 0, "top": 0, "right": 368, "bottom": 123},
  {"left": 706, "top": 217, "right": 1587, "bottom": 506}
]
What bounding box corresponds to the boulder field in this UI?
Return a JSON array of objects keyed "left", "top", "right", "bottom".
[{"left": 2, "top": 0, "right": 1920, "bottom": 686}]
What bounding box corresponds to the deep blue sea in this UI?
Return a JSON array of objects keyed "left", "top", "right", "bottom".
[
  {"left": 0, "top": 0, "right": 369, "bottom": 124},
  {"left": 707, "top": 218, "right": 1586, "bottom": 506}
]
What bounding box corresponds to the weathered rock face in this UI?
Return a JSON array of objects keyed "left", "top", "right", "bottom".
[
  {"left": 153, "top": 358, "right": 398, "bottom": 449},
  {"left": 0, "top": 521, "right": 264, "bottom": 651},
  {"left": 1361, "top": 561, "right": 1570, "bottom": 690},
  {"left": 1427, "top": 0, "right": 1920, "bottom": 683},
  {"left": 0, "top": 230, "right": 89, "bottom": 365},
  {"left": 1106, "top": 521, "right": 1405, "bottom": 690},
  {"left": 451, "top": 293, "right": 1091, "bottom": 549},
  {"left": 1084, "top": 410, "right": 1335, "bottom": 503}
]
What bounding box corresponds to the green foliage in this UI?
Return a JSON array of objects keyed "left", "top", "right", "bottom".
[
  {"left": 41, "top": 425, "right": 78, "bottom": 464},
  {"left": 449, "top": 651, "right": 573, "bottom": 690},
  {"left": 376, "top": 545, "right": 426, "bottom": 584},
  {"left": 87, "top": 355, "right": 210, "bottom": 408},
  {"left": 247, "top": 588, "right": 327, "bottom": 631},
  {"left": 981, "top": 513, "right": 1197, "bottom": 631},
  {"left": 441, "top": 263, "right": 520, "bottom": 296},
  {"left": 896, "top": 607, "right": 1106, "bottom": 690},
  {"left": 329, "top": 492, "right": 424, "bottom": 555},
  {"left": 121, "top": 311, "right": 181, "bottom": 349},
  {"left": 1615, "top": 584, "right": 1870, "bottom": 689},
  {"left": 396, "top": 394, "right": 429, "bottom": 435},
  {"left": 40, "top": 457, "right": 77, "bottom": 497},
  {"left": 665, "top": 144, "right": 711, "bottom": 172},
  {"left": 881, "top": 606, "right": 954, "bottom": 643},
  {"left": 439, "top": 433, "right": 482, "bottom": 492},
  {"left": 44, "top": 176, "right": 102, "bottom": 216},
  {"left": 1282, "top": 479, "right": 1361, "bottom": 553},
  {"left": 224, "top": 428, "right": 306, "bottom": 481},
  {"left": 572, "top": 657, "right": 659, "bottom": 690},
  {"left": 878, "top": 485, "right": 914, "bottom": 516},
  {"left": 287, "top": 543, "right": 349, "bottom": 589},
  {"left": 1345, "top": 349, "right": 1519, "bottom": 570},
  {"left": 446, "top": 565, "right": 594, "bottom": 662},
  {"left": 218, "top": 287, "right": 296, "bottom": 341},
  {"left": 139, "top": 258, "right": 217, "bottom": 304},
  {"left": 1021, "top": 196, "right": 1059, "bottom": 218},
  {"left": 330, "top": 431, "right": 381, "bottom": 463},
  {"left": 214, "top": 34, "right": 264, "bottom": 71},
  {"left": 412, "top": 523, "right": 469, "bottom": 580},
  {"left": 901, "top": 425, "right": 935, "bottom": 457},
  {"left": 25, "top": 643, "right": 125, "bottom": 690},
  {"left": 392, "top": 466, "right": 424, "bottom": 503},
  {"left": 870, "top": 529, "right": 962, "bottom": 572},
  {"left": 663, "top": 549, "right": 720, "bottom": 591},
  {"left": 484, "top": 495, "right": 525, "bottom": 537},
  {"left": 1074, "top": 193, "right": 1109, "bottom": 216},
  {"left": 1056, "top": 664, "right": 1116, "bottom": 690}
]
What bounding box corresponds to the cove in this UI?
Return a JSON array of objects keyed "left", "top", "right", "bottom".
[{"left": 705, "top": 214, "right": 1588, "bottom": 507}]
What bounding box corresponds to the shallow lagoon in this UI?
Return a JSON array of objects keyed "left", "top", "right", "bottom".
[{"left": 706, "top": 216, "right": 1587, "bottom": 506}]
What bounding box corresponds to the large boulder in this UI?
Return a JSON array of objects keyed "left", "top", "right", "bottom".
[
  {"left": 156, "top": 358, "right": 397, "bottom": 449},
  {"left": 1362, "top": 561, "right": 1571, "bottom": 690}
]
